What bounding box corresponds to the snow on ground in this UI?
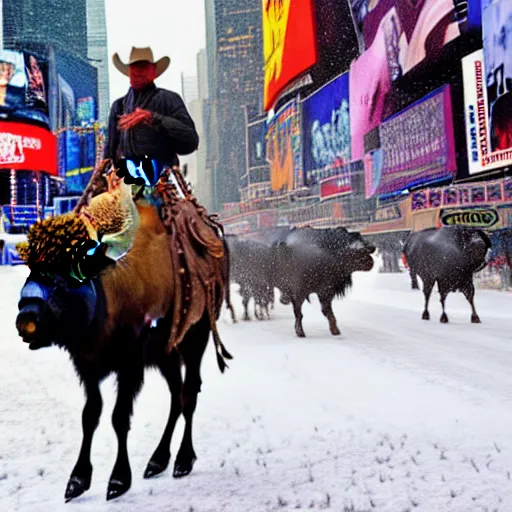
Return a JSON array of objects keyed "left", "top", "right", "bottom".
[{"left": 1, "top": 263, "right": 512, "bottom": 511}]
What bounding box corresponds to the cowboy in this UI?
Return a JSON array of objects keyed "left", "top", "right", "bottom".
[{"left": 103, "top": 47, "right": 199, "bottom": 187}]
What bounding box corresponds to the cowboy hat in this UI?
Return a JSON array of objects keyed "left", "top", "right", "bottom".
[{"left": 112, "top": 47, "right": 170, "bottom": 78}]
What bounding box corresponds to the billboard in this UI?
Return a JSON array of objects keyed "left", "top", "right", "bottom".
[
  {"left": 0, "top": 121, "right": 57, "bottom": 175},
  {"left": 247, "top": 118, "right": 267, "bottom": 168},
  {"left": 302, "top": 72, "right": 350, "bottom": 186},
  {"left": 348, "top": 0, "right": 471, "bottom": 74},
  {"left": 263, "top": 0, "right": 318, "bottom": 111},
  {"left": 462, "top": 49, "right": 512, "bottom": 174},
  {"left": 371, "top": 86, "right": 456, "bottom": 196},
  {"left": 266, "top": 99, "right": 302, "bottom": 192},
  {"left": 482, "top": 0, "right": 512, "bottom": 154},
  {"left": 0, "top": 50, "right": 49, "bottom": 125},
  {"left": 59, "top": 129, "right": 96, "bottom": 193},
  {"left": 350, "top": 25, "right": 392, "bottom": 161}
]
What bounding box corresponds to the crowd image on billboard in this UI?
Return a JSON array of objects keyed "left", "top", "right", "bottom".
[{"left": 302, "top": 72, "right": 351, "bottom": 186}]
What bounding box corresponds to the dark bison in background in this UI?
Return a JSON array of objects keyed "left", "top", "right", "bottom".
[
  {"left": 269, "top": 226, "right": 375, "bottom": 337},
  {"left": 403, "top": 226, "right": 492, "bottom": 323},
  {"left": 225, "top": 235, "right": 274, "bottom": 320}
]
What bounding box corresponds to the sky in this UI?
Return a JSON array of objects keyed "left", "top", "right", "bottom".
[{"left": 104, "top": 0, "right": 206, "bottom": 104}]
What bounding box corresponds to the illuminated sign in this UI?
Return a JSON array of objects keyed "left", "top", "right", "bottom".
[
  {"left": 263, "top": 0, "right": 317, "bottom": 111},
  {"left": 440, "top": 208, "right": 499, "bottom": 228},
  {"left": 0, "top": 121, "right": 57, "bottom": 175}
]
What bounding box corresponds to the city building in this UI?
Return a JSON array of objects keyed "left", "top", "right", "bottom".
[
  {"left": 2, "top": 0, "right": 88, "bottom": 58},
  {"left": 181, "top": 73, "right": 199, "bottom": 105},
  {"left": 86, "top": 0, "right": 110, "bottom": 123},
  {"left": 205, "top": 0, "right": 264, "bottom": 211}
]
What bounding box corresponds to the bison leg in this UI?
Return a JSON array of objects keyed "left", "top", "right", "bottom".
[
  {"left": 241, "top": 287, "right": 251, "bottom": 321},
  {"left": 291, "top": 297, "right": 306, "bottom": 337},
  {"left": 439, "top": 286, "right": 449, "bottom": 324},
  {"left": 65, "top": 379, "right": 102, "bottom": 502},
  {"left": 462, "top": 282, "right": 481, "bottom": 324},
  {"left": 144, "top": 349, "right": 183, "bottom": 479},
  {"left": 107, "top": 351, "right": 144, "bottom": 501},
  {"left": 318, "top": 293, "right": 340, "bottom": 336},
  {"left": 174, "top": 317, "right": 210, "bottom": 478},
  {"left": 410, "top": 270, "right": 420, "bottom": 290},
  {"left": 422, "top": 279, "right": 435, "bottom": 321}
]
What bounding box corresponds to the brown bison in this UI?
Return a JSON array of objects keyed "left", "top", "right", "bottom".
[
  {"left": 268, "top": 226, "right": 375, "bottom": 337},
  {"left": 15, "top": 195, "right": 232, "bottom": 502},
  {"left": 403, "top": 226, "right": 492, "bottom": 323}
]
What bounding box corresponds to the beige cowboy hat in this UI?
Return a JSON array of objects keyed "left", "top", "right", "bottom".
[{"left": 112, "top": 47, "right": 170, "bottom": 77}]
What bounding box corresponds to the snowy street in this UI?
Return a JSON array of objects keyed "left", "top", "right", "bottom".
[{"left": 1, "top": 264, "right": 512, "bottom": 511}]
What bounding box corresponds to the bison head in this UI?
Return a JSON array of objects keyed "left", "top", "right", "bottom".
[
  {"left": 329, "top": 227, "right": 375, "bottom": 272},
  {"left": 463, "top": 228, "right": 492, "bottom": 272},
  {"left": 15, "top": 213, "right": 114, "bottom": 349}
]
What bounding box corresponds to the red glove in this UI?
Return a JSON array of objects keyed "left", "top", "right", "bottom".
[{"left": 118, "top": 108, "right": 153, "bottom": 131}]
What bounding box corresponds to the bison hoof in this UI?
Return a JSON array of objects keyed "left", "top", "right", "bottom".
[
  {"left": 173, "top": 455, "right": 197, "bottom": 478},
  {"left": 144, "top": 455, "right": 170, "bottom": 479},
  {"left": 296, "top": 329, "right": 306, "bottom": 338},
  {"left": 471, "top": 314, "right": 481, "bottom": 324},
  {"left": 422, "top": 311, "right": 430, "bottom": 321},
  {"left": 440, "top": 313, "right": 449, "bottom": 324},
  {"left": 65, "top": 475, "right": 91, "bottom": 502},
  {"left": 330, "top": 327, "right": 341, "bottom": 336},
  {"left": 106, "top": 477, "right": 131, "bottom": 501}
]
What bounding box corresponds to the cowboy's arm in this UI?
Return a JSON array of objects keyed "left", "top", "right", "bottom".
[
  {"left": 103, "top": 99, "right": 122, "bottom": 159},
  {"left": 152, "top": 91, "right": 199, "bottom": 155}
]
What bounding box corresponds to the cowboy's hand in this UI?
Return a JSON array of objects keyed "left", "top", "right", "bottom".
[{"left": 118, "top": 108, "right": 153, "bottom": 131}]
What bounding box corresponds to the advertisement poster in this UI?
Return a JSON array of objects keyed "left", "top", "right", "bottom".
[
  {"left": 349, "top": 0, "right": 466, "bottom": 75},
  {"left": 350, "top": 26, "right": 392, "bottom": 161},
  {"left": 462, "top": 49, "right": 512, "bottom": 173},
  {"left": 0, "top": 121, "right": 56, "bottom": 175},
  {"left": 482, "top": 0, "right": 512, "bottom": 153},
  {"left": 263, "top": 0, "right": 318, "bottom": 111},
  {"left": 302, "top": 72, "right": 351, "bottom": 186},
  {"left": 0, "top": 50, "right": 27, "bottom": 110},
  {"left": 247, "top": 118, "right": 267, "bottom": 169},
  {"left": 76, "top": 97, "right": 96, "bottom": 126},
  {"left": 24, "top": 54, "right": 47, "bottom": 110},
  {"left": 375, "top": 86, "right": 456, "bottom": 196},
  {"left": 265, "top": 99, "right": 302, "bottom": 192}
]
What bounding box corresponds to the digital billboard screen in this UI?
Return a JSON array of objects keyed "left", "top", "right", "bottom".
[
  {"left": 263, "top": 0, "right": 318, "bottom": 111},
  {"left": 0, "top": 121, "right": 57, "bottom": 175},
  {"left": 370, "top": 86, "right": 456, "bottom": 197},
  {"left": 302, "top": 72, "right": 350, "bottom": 186},
  {"left": 265, "top": 99, "right": 302, "bottom": 192}
]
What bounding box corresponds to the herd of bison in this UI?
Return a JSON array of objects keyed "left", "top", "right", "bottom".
[
  {"left": 14, "top": 222, "right": 492, "bottom": 502},
  {"left": 227, "top": 224, "right": 492, "bottom": 333}
]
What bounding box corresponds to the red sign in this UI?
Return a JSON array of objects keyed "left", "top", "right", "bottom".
[
  {"left": 320, "top": 173, "right": 351, "bottom": 200},
  {"left": 0, "top": 121, "right": 57, "bottom": 175},
  {"left": 263, "top": 0, "right": 318, "bottom": 111}
]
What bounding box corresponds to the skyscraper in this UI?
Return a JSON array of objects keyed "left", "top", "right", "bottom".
[
  {"left": 2, "top": 0, "right": 110, "bottom": 123},
  {"left": 86, "top": 0, "right": 110, "bottom": 123},
  {"left": 3, "top": 0, "right": 88, "bottom": 58},
  {"left": 181, "top": 73, "right": 199, "bottom": 105},
  {"left": 205, "top": 0, "right": 264, "bottom": 211}
]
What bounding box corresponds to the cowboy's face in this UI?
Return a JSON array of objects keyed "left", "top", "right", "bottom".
[{"left": 129, "top": 61, "right": 156, "bottom": 78}]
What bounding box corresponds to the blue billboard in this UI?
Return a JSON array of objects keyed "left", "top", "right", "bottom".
[
  {"left": 247, "top": 118, "right": 267, "bottom": 169},
  {"left": 58, "top": 129, "right": 96, "bottom": 194},
  {"left": 302, "top": 72, "right": 351, "bottom": 186}
]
